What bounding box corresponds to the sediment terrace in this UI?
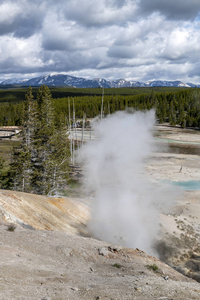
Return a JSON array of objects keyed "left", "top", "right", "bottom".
[{"left": 0, "top": 190, "right": 89, "bottom": 235}]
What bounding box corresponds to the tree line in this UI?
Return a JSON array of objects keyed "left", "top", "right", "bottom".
[{"left": 1, "top": 87, "right": 200, "bottom": 128}]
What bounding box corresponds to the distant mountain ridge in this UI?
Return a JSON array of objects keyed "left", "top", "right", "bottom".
[{"left": 0, "top": 73, "right": 199, "bottom": 88}]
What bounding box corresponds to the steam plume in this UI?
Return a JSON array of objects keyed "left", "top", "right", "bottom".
[{"left": 81, "top": 110, "right": 171, "bottom": 255}]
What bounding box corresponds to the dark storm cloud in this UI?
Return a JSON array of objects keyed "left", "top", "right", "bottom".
[
  {"left": 0, "top": 22, "right": 17, "bottom": 36},
  {"left": 62, "top": 0, "right": 136, "bottom": 28},
  {"left": 107, "top": 45, "right": 140, "bottom": 59},
  {"left": 0, "top": 1, "right": 44, "bottom": 37},
  {"left": 13, "top": 15, "right": 43, "bottom": 38},
  {"left": 139, "top": 0, "right": 200, "bottom": 20},
  {"left": 41, "top": 49, "right": 102, "bottom": 74}
]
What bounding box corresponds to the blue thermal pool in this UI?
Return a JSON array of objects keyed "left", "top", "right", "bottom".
[{"left": 161, "top": 180, "right": 200, "bottom": 191}]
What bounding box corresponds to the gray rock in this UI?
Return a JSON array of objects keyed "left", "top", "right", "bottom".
[{"left": 98, "top": 247, "right": 109, "bottom": 256}]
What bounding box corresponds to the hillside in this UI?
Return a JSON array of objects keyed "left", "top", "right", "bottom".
[{"left": 0, "top": 190, "right": 89, "bottom": 234}]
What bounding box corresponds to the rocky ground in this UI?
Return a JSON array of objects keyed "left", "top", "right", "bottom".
[
  {"left": 0, "top": 124, "right": 200, "bottom": 299},
  {"left": 1, "top": 220, "right": 200, "bottom": 300}
]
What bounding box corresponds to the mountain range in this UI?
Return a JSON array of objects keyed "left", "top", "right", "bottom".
[{"left": 0, "top": 73, "right": 199, "bottom": 88}]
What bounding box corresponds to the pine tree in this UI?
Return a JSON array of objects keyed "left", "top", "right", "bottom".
[
  {"left": 23, "top": 87, "right": 36, "bottom": 148},
  {"left": 169, "top": 99, "right": 177, "bottom": 126},
  {"left": 11, "top": 87, "right": 35, "bottom": 192},
  {"left": 0, "top": 157, "right": 12, "bottom": 189},
  {"left": 44, "top": 127, "right": 70, "bottom": 195},
  {"left": 178, "top": 102, "right": 186, "bottom": 128},
  {"left": 11, "top": 85, "right": 70, "bottom": 195},
  {"left": 30, "top": 85, "right": 56, "bottom": 194}
]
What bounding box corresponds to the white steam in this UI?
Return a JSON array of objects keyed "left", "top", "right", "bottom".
[{"left": 81, "top": 110, "right": 172, "bottom": 255}]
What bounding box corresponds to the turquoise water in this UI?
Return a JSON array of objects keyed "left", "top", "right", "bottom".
[{"left": 162, "top": 180, "right": 200, "bottom": 191}]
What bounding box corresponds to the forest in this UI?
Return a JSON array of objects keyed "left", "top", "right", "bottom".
[{"left": 0, "top": 86, "right": 200, "bottom": 128}]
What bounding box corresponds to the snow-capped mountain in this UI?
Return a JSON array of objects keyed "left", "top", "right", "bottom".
[
  {"left": 22, "top": 74, "right": 100, "bottom": 88},
  {"left": 146, "top": 80, "right": 190, "bottom": 88},
  {"left": 0, "top": 78, "right": 29, "bottom": 85},
  {"left": 93, "top": 78, "right": 146, "bottom": 88},
  {"left": 93, "top": 78, "right": 111, "bottom": 88},
  {"left": 0, "top": 73, "right": 199, "bottom": 88},
  {"left": 109, "top": 79, "right": 146, "bottom": 88},
  {"left": 186, "top": 82, "right": 200, "bottom": 88}
]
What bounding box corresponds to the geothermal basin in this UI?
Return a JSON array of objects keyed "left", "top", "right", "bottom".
[{"left": 147, "top": 124, "right": 200, "bottom": 282}]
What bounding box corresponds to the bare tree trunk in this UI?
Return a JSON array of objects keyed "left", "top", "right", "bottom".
[
  {"left": 72, "top": 99, "right": 75, "bottom": 165},
  {"left": 101, "top": 87, "right": 104, "bottom": 120},
  {"left": 82, "top": 113, "right": 86, "bottom": 146},
  {"left": 68, "top": 98, "right": 73, "bottom": 163}
]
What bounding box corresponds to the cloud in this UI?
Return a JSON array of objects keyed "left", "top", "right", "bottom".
[
  {"left": 0, "top": 34, "right": 52, "bottom": 74},
  {"left": 62, "top": 0, "right": 137, "bottom": 28},
  {"left": 161, "top": 27, "right": 200, "bottom": 62},
  {"left": 0, "top": 1, "right": 45, "bottom": 37},
  {"left": 139, "top": 0, "right": 200, "bottom": 20},
  {"left": 0, "top": 2, "right": 21, "bottom": 35},
  {"left": 0, "top": 0, "right": 200, "bottom": 84},
  {"left": 107, "top": 14, "right": 165, "bottom": 60}
]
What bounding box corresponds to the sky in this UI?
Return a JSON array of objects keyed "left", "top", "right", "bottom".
[{"left": 0, "top": 0, "right": 200, "bottom": 83}]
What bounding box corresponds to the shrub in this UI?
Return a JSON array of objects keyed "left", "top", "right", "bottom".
[
  {"left": 112, "top": 263, "right": 123, "bottom": 269},
  {"left": 7, "top": 224, "right": 16, "bottom": 232},
  {"left": 146, "top": 264, "right": 159, "bottom": 272}
]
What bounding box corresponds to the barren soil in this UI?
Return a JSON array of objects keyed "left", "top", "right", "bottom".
[{"left": 1, "top": 220, "right": 200, "bottom": 300}]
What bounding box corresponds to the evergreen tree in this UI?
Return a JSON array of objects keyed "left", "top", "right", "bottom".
[
  {"left": 30, "top": 85, "right": 55, "bottom": 193},
  {"left": 178, "top": 102, "right": 186, "bottom": 128},
  {"left": 11, "top": 86, "right": 70, "bottom": 195},
  {"left": 11, "top": 87, "right": 35, "bottom": 192},
  {"left": 169, "top": 99, "right": 177, "bottom": 126},
  {"left": 43, "top": 127, "right": 70, "bottom": 195},
  {"left": 0, "top": 157, "right": 12, "bottom": 189}
]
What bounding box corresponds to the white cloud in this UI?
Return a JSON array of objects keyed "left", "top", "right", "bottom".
[
  {"left": 161, "top": 27, "right": 200, "bottom": 61},
  {"left": 0, "top": 0, "right": 200, "bottom": 84},
  {"left": 0, "top": 2, "right": 21, "bottom": 24},
  {"left": 0, "top": 34, "right": 50, "bottom": 73}
]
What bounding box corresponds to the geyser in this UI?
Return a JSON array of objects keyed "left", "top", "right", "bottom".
[{"left": 81, "top": 110, "right": 172, "bottom": 255}]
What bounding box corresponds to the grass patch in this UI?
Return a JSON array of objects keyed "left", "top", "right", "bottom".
[
  {"left": 58, "top": 179, "right": 83, "bottom": 198},
  {"left": 112, "top": 263, "right": 123, "bottom": 269},
  {"left": 146, "top": 264, "right": 159, "bottom": 272},
  {"left": 67, "top": 179, "right": 82, "bottom": 189},
  {"left": 0, "top": 140, "right": 19, "bottom": 163}
]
